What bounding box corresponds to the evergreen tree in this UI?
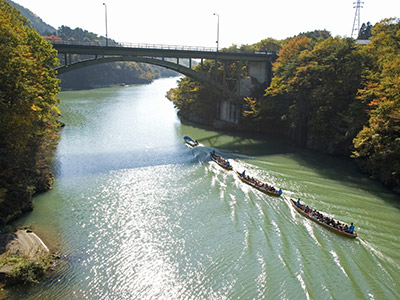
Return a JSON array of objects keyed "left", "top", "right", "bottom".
[{"left": 358, "top": 22, "right": 373, "bottom": 39}]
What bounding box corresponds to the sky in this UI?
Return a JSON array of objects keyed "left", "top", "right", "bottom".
[{"left": 13, "top": 0, "right": 400, "bottom": 48}]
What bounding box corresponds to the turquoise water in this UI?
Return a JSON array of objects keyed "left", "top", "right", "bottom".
[{"left": 7, "top": 77, "right": 400, "bottom": 299}]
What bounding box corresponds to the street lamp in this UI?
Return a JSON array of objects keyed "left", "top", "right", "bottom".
[
  {"left": 103, "top": 3, "right": 108, "bottom": 46},
  {"left": 213, "top": 13, "right": 219, "bottom": 52}
]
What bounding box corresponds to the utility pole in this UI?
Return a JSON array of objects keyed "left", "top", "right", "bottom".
[
  {"left": 103, "top": 3, "right": 108, "bottom": 46},
  {"left": 351, "top": 0, "right": 364, "bottom": 39}
]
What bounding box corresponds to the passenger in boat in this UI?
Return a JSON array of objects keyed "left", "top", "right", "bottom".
[
  {"left": 226, "top": 161, "right": 230, "bottom": 167},
  {"left": 278, "top": 188, "right": 282, "bottom": 194},
  {"left": 241, "top": 170, "right": 246, "bottom": 177},
  {"left": 348, "top": 223, "right": 355, "bottom": 234},
  {"left": 296, "top": 198, "right": 301, "bottom": 208},
  {"left": 212, "top": 150, "right": 216, "bottom": 156}
]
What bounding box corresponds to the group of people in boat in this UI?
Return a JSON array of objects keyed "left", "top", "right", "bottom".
[
  {"left": 295, "top": 199, "right": 355, "bottom": 234},
  {"left": 211, "top": 150, "right": 230, "bottom": 167},
  {"left": 241, "top": 170, "right": 282, "bottom": 194}
]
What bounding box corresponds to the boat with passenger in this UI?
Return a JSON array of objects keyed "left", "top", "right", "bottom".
[
  {"left": 210, "top": 152, "right": 233, "bottom": 170},
  {"left": 236, "top": 171, "right": 282, "bottom": 196},
  {"left": 183, "top": 136, "right": 199, "bottom": 147},
  {"left": 289, "top": 198, "right": 357, "bottom": 238}
]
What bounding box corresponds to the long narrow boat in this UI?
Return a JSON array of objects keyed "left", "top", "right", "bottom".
[
  {"left": 235, "top": 171, "right": 282, "bottom": 197},
  {"left": 289, "top": 199, "right": 357, "bottom": 238},
  {"left": 183, "top": 136, "right": 199, "bottom": 147},
  {"left": 210, "top": 152, "right": 233, "bottom": 170}
]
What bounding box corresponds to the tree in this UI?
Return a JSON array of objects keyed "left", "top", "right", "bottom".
[
  {"left": 297, "top": 29, "right": 331, "bottom": 41},
  {"left": 173, "top": 60, "right": 221, "bottom": 122},
  {"left": 353, "top": 18, "right": 400, "bottom": 190},
  {"left": 358, "top": 22, "right": 372, "bottom": 40},
  {"left": 260, "top": 36, "right": 367, "bottom": 153},
  {"left": 0, "top": 0, "right": 60, "bottom": 223}
]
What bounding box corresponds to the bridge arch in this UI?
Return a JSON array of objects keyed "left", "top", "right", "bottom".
[{"left": 56, "top": 56, "right": 236, "bottom": 99}]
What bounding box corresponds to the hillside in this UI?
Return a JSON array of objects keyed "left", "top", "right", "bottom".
[{"left": 6, "top": 0, "right": 56, "bottom": 34}]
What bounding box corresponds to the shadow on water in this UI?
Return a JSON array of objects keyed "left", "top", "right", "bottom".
[
  {"left": 54, "top": 144, "right": 211, "bottom": 178},
  {"left": 180, "top": 121, "right": 400, "bottom": 207}
]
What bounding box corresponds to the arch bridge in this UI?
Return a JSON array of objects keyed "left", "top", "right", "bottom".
[{"left": 51, "top": 42, "right": 277, "bottom": 100}]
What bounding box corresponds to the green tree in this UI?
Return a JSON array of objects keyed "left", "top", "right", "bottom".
[
  {"left": 173, "top": 60, "right": 222, "bottom": 122},
  {"left": 0, "top": 0, "right": 60, "bottom": 223}
]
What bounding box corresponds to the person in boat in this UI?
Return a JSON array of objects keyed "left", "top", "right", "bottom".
[
  {"left": 347, "top": 222, "right": 355, "bottom": 234},
  {"left": 296, "top": 198, "right": 301, "bottom": 208},
  {"left": 226, "top": 160, "right": 230, "bottom": 167},
  {"left": 212, "top": 150, "right": 216, "bottom": 156},
  {"left": 241, "top": 170, "right": 246, "bottom": 177},
  {"left": 278, "top": 188, "right": 282, "bottom": 194}
]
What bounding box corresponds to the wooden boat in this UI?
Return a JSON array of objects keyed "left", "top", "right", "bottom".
[
  {"left": 235, "top": 171, "right": 282, "bottom": 197},
  {"left": 183, "top": 136, "right": 199, "bottom": 147},
  {"left": 289, "top": 198, "right": 357, "bottom": 238},
  {"left": 210, "top": 152, "right": 233, "bottom": 170}
]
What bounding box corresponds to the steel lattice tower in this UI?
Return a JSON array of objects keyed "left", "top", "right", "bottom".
[{"left": 351, "top": 0, "right": 364, "bottom": 38}]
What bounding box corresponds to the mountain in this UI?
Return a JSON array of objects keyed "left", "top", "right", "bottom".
[{"left": 6, "top": 0, "right": 56, "bottom": 35}]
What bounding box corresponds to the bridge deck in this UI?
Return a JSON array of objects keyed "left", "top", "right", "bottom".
[{"left": 51, "top": 42, "right": 276, "bottom": 62}]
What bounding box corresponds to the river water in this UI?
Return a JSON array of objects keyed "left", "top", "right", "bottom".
[{"left": 7, "top": 77, "right": 400, "bottom": 299}]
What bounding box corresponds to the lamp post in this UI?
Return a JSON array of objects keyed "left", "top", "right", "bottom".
[
  {"left": 103, "top": 3, "right": 108, "bottom": 46},
  {"left": 213, "top": 13, "right": 219, "bottom": 52}
]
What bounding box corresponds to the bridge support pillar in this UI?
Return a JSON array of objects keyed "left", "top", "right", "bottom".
[
  {"left": 248, "top": 61, "right": 272, "bottom": 85},
  {"left": 218, "top": 100, "right": 241, "bottom": 125}
]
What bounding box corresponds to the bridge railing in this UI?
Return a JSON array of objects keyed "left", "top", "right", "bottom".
[
  {"left": 119, "top": 42, "right": 217, "bottom": 52},
  {"left": 47, "top": 39, "right": 217, "bottom": 52},
  {"left": 46, "top": 39, "right": 277, "bottom": 56}
]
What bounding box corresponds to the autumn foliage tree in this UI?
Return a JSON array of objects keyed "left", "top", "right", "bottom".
[
  {"left": 353, "top": 18, "right": 400, "bottom": 190},
  {"left": 257, "top": 35, "right": 367, "bottom": 153},
  {"left": 0, "top": 0, "right": 60, "bottom": 223},
  {"left": 171, "top": 26, "right": 400, "bottom": 193}
]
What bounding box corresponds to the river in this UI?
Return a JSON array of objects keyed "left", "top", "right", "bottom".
[{"left": 7, "top": 77, "right": 400, "bottom": 299}]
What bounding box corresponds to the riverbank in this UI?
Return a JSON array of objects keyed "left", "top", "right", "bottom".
[{"left": 0, "top": 229, "right": 53, "bottom": 286}]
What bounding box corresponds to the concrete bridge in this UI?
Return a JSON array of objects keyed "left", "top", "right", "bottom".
[{"left": 51, "top": 41, "right": 277, "bottom": 124}]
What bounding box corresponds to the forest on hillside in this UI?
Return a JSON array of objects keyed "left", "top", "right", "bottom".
[{"left": 171, "top": 20, "right": 400, "bottom": 194}]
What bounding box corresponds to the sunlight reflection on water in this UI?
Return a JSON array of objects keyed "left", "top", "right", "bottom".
[{"left": 8, "top": 78, "right": 400, "bottom": 300}]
